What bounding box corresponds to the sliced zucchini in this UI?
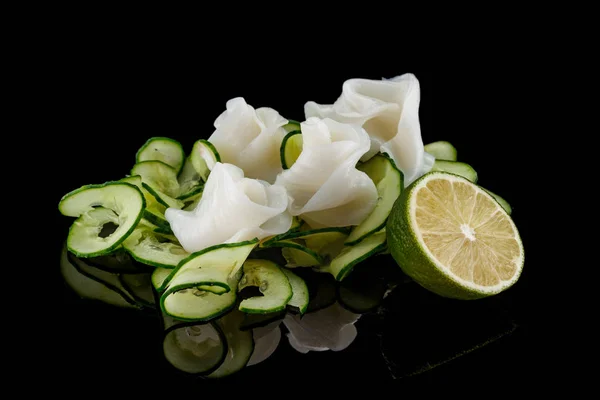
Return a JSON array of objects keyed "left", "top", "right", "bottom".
[
  {"left": 131, "top": 160, "right": 181, "bottom": 199},
  {"left": 208, "top": 311, "right": 254, "bottom": 378},
  {"left": 259, "top": 216, "right": 303, "bottom": 246},
  {"left": 142, "top": 182, "right": 184, "bottom": 209},
  {"left": 59, "top": 182, "right": 145, "bottom": 257},
  {"left": 143, "top": 207, "right": 170, "bottom": 229},
  {"left": 247, "top": 325, "right": 281, "bottom": 367},
  {"left": 122, "top": 227, "right": 189, "bottom": 269},
  {"left": 430, "top": 160, "right": 478, "bottom": 183},
  {"left": 190, "top": 139, "right": 220, "bottom": 181},
  {"left": 119, "top": 273, "right": 156, "bottom": 308},
  {"left": 482, "top": 188, "right": 512, "bottom": 215},
  {"left": 60, "top": 245, "right": 137, "bottom": 308},
  {"left": 177, "top": 157, "right": 204, "bottom": 200},
  {"left": 274, "top": 240, "right": 323, "bottom": 267},
  {"left": 238, "top": 260, "right": 293, "bottom": 314},
  {"left": 152, "top": 267, "right": 172, "bottom": 292},
  {"left": 281, "top": 268, "right": 309, "bottom": 314},
  {"left": 346, "top": 154, "right": 403, "bottom": 245},
  {"left": 120, "top": 175, "right": 173, "bottom": 228},
  {"left": 136, "top": 137, "right": 185, "bottom": 174},
  {"left": 424, "top": 141, "right": 457, "bottom": 161},
  {"left": 280, "top": 130, "right": 302, "bottom": 169},
  {"left": 322, "top": 230, "right": 387, "bottom": 281},
  {"left": 285, "top": 226, "right": 350, "bottom": 260},
  {"left": 182, "top": 192, "right": 202, "bottom": 211},
  {"left": 282, "top": 119, "right": 301, "bottom": 133},
  {"left": 160, "top": 241, "right": 258, "bottom": 321},
  {"left": 163, "top": 316, "right": 228, "bottom": 375}
]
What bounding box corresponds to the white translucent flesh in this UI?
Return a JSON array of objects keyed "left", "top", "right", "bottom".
[
  {"left": 283, "top": 302, "right": 360, "bottom": 353},
  {"left": 165, "top": 162, "right": 292, "bottom": 253},
  {"left": 305, "top": 73, "right": 431, "bottom": 186},
  {"left": 209, "top": 97, "right": 288, "bottom": 183},
  {"left": 274, "top": 117, "right": 377, "bottom": 228}
]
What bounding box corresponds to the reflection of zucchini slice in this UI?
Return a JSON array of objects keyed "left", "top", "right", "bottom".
[
  {"left": 59, "top": 182, "right": 145, "bottom": 257},
  {"left": 119, "top": 273, "right": 156, "bottom": 308},
  {"left": 60, "top": 246, "right": 137, "bottom": 308},
  {"left": 336, "top": 264, "right": 388, "bottom": 314},
  {"left": 162, "top": 315, "right": 228, "bottom": 375},
  {"left": 208, "top": 311, "right": 254, "bottom": 378},
  {"left": 239, "top": 311, "right": 286, "bottom": 331},
  {"left": 238, "top": 260, "right": 293, "bottom": 314}
]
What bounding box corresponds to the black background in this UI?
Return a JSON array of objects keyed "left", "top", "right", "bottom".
[{"left": 38, "top": 34, "right": 547, "bottom": 393}]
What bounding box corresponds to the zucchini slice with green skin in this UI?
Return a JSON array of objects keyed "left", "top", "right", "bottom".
[
  {"left": 122, "top": 227, "right": 189, "bottom": 269},
  {"left": 238, "top": 259, "right": 293, "bottom": 314},
  {"left": 190, "top": 139, "right": 220, "bottom": 181},
  {"left": 136, "top": 137, "right": 186, "bottom": 175},
  {"left": 152, "top": 267, "right": 172, "bottom": 292},
  {"left": 177, "top": 157, "right": 204, "bottom": 200},
  {"left": 162, "top": 316, "right": 228, "bottom": 375},
  {"left": 59, "top": 182, "right": 145, "bottom": 257},
  {"left": 424, "top": 141, "right": 457, "bottom": 161},
  {"left": 273, "top": 240, "right": 323, "bottom": 267},
  {"left": 321, "top": 230, "right": 387, "bottom": 281},
  {"left": 284, "top": 226, "right": 350, "bottom": 261},
  {"left": 119, "top": 273, "right": 156, "bottom": 308},
  {"left": 61, "top": 245, "right": 138, "bottom": 308},
  {"left": 142, "top": 182, "right": 184, "bottom": 209},
  {"left": 131, "top": 160, "right": 181, "bottom": 199},
  {"left": 208, "top": 311, "right": 254, "bottom": 378},
  {"left": 259, "top": 216, "right": 303, "bottom": 246},
  {"left": 281, "top": 268, "right": 309, "bottom": 314},
  {"left": 482, "top": 188, "right": 512, "bottom": 215},
  {"left": 120, "top": 175, "right": 173, "bottom": 228},
  {"left": 282, "top": 119, "right": 301, "bottom": 133},
  {"left": 280, "top": 130, "right": 302, "bottom": 169},
  {"left": 430, "top": 160, "right": 478, "bottom": 183},
  {"left": 346, "top": 154, "right": 403, "bottom": 245},
  {"left": 160, "top": 241, "right": 258, "bottom": 321}
]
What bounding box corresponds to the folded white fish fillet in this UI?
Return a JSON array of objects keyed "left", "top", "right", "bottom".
[
  {"left": 209, "top": 97, "right": 288, "bottom": 183},
  {"left": 305, "top": 73, "right": 433, "bottom": 186},
  {"left": 165, "top": 162, "right": 292, "bottom": 253},
  {"left": 274, "top": 117, "right": 377, "bottom": 228},
  {"left": 283, "top": 302, "right": 360, "bottom": 353}
]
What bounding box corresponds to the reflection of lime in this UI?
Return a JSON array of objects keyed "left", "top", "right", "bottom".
[{"left": 386, "top": 172, "right": 524, "bottom": 300}]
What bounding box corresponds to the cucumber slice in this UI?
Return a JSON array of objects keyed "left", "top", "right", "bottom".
[
  {"left": 273, "top": 240, "right": 323, "bottom": 267},
  {"left": 430, "top": 160, "right": 478, "bottom": 183},
  {"left": 131, "top": 160, "right": 181, "bottom": 199},
  {"left": 136, "top": 137, "right": 185, "bottom": 174},
  {"left": 346, "top": 154, "right": 403, "bottom": 245},
  {"left": 281, "top": 268, "right": 309, "bottom": 314},
  {"left": 163, "top": 317, "right": 228, "bottom": 375},
  {"left": 142, "top": 182, "right": 184, "bottom": 209},
  {"left": 152, "top": 267, "right": 172, "bottom": 292},
  {"left": 122, "top": 227, "right": 189, "bottom": 269},
  {"left": 190, "top": 139, "right": 221, "bottom": 181},
  {"left": 259, "top": 216, "right": 303, "bottom": 246},
  {"left": 60, "top": 245, "right": 137, "bottom": 308},
  {"left": 285, "top": 226, "right": 350, "bottom": 260},
  {"left": 119, "top": 273, "right": 156, "bottom": 308},
  {"left": 424, "top": 141, "right": 457, "bottom": 161},
  {"left": 177, "top": 157, "right": 204, "bottom": 200},
  {"left": 238, "top": 260, "right": 293, "bottom": 314},
  {"left": 120, "top": 176, "right": 173, "bottom": 226},
  {"left": 280, "top": 130, "right": 302, "bottom": 169},
  {"left": 482, "top": 188, "right": 512, "bottom": 215},
  {"left": 59, "top": 182, "right": 145, "bottom": 257},
  {"left": 208, "top": 311, "right": 254, "bottom": 378},
  {"left": 160, "top": 241, "right": 258, "bottom": 321},
  {"left": 282, "top": 119, "right": 301, "bottom": 133},
  {"left": 143, "top": 207, "right": 170, "bottom": 229},
  {"left": 322, "top": 230, "right": 387, "bottom": 281}
]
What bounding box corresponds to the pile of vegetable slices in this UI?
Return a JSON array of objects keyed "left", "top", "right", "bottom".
[{"left": 58, "top": 124, "right": 510, "bottom": 377}]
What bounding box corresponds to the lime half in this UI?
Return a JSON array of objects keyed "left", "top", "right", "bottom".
[{"left": 387, "top": 172, "right": 524, "bottom": 299}]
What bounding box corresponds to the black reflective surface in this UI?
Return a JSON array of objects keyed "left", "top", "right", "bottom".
[{"left": 48, "top": 61, "right": 539, "bottom": 389}]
